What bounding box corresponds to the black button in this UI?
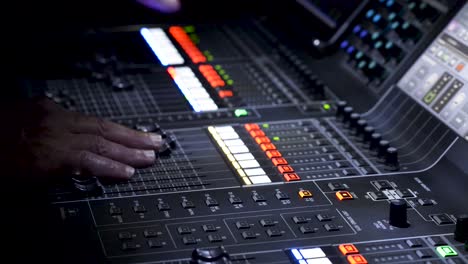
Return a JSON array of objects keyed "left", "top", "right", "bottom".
[
  {"left": 158, "top": 203, "right": 171, "bottom": 211},
  {"left": 396, "top": 189, "right": 414, "bottom": 198},
  {"left": 202, "top": 224, "right": 217, "bottom": 232},
  {"left": 205, "top": 198, "right": 219, "bottom": 207},
  {"left": 266, "top": 229, "right": 282, "bottom": 237},
  {"left": 374, "top": 180, "right": 393, "bottom": 190},
  {"left": 133, "top": 205, "right": 147, "bottom": 213},
  {"left": 426, "top": 236, "right": 446, "bottom": 246},
  {"left": 121, "top": 242, "right": 139, "bottom": 251},
  {"left": 147, "top": 239, "right": 163, "bottom": 248},
  {"left": 208, "top": 234, "right": 223, "bottom": 243},
  {"left": 143, "top": 229, "right": 158, "bottom": 238},
  {"left": 252, "top": 194, "right": 266, "bottom": 202},
  {"left": 259, "top": 219, "right": 276, "bottom": 227},
  {"left": 316, "top": 214, "right": 333, "bottom": 222},
  {"left": 177, "top": 226, "right": 192, "bottom": 235},
  {"left": 236, "top": 221, "right": 250, "bottom": 229},
  {"left": 335, "top": 161, "right": 349, "bottom": 168},
  {"left": 182, "top": 236, "right": 197, "bottom": 245},
  {"left": 432, "top": 214, "right": 454, "bottom": 225},
  {"left": 324, "top": 224, "right": 340, "bottom": 231},
  {"left": 418, "top": 198, "right": 434, "bottom": 206},
  {"left": 109, "top": 206, "right": 123, "bottom": 215},
  {"left": 229, "top": 197, "right": 243, "bottom": 205},
  {"left": 275, "top": 192, "right": 289, "bottom": 200},
  {"left": 182, "top": 201, "right": 195, "bottom": 209},
  {"left": 416, "top": 249, "right": 432, "bottom": 258},
  {"left": 118, "top": 232, "right": 132, "bottom": 240},
  {"left": 328, "top": 182, "right": 346, "bottom": 191},
  {"left": 342, "top": 169, "right": 356, "bottom": 176},
  {"left": 405, "top": 239, "right": 422, "bottom": 248},
  {"left": 241, "top": 231, "right": 257, "bottom": 239},
  {"left": 369, "top": 191, "right": 388, "bottom": 200},
  {"left": 300, "top": 225, "right": 316, "bottom": 234},
  {"left": 293, "top": 216, "right": 308, "bottom": 224}
]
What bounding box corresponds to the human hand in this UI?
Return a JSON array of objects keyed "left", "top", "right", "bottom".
[
  {"left": 7, "top": 98, "right": 163, "bottom": 181},
  {"left": 136, "top": 0, "right": 181, "bottom": 13}
]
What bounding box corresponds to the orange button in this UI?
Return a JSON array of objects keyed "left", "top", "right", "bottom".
[
  {"left": 299, "top": 190, "right": 313, "bottom": 198},
  {"left": 265, "top": 150, "right": 282, "bottom": 159},
  {"left": 284, "top": 173, "right": 301, "bottom": 182},
  {"left": 456, "top": 63, "right": 465, "bottom": 72},
  {"left": 336, "top": 191, "right": 354, "bottom": 201},
  {"left": 278, "top": 165, "right": 294, "bottom": 173},
  {"left": 250, "top": 130, "right": 265, "bottom": 138},
  {"left": 218, "top": 90, "right": 233, "bottom": 98},
  {"left": 272, "top": 158, "right": 288, "bottom": 166},
  {"left": 255, "top": 137, "right": 271, "bottom": 144},
  {"left": 245, "top": 123, "right": 260, "bottom": 131},
  {"left": 339, "top": 244, "right": 359, "bottom": 255},
  {"left": 347, "top": 254, "right": 367, "bottom": 264},
  {"left": 260, "top": 143, "right": 276, "bottom": 151}
]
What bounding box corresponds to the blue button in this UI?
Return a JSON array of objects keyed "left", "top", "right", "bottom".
[
  {"left": 340, "top": 40, "right": 349, "bottom": 49},
  {"left": 373, "top": 14, "right": 382, "bottom": 23},
  {"left": 359, "top": 30, "right": 368, "bottom": 39},
  {"left": 366, "top": 9, "right": 375, "bottom": 18},
  {"left": 346, "top": 46, "right": 355, "bottom": 54},
  {"left": 388, "top": 12, "right": 396, "bottom": 21},
  {"left": 386, "top": 0, "right": 394, "bottom": 7},
  {"left": 391, "top": 21, "right": 400, "bottom": 29},
  {"left": 353, "top": 25, "right": 362, "bottom": 33}
]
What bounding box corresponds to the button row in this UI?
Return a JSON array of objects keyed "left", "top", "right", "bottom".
[
  {"left": 208, "top": 126, "right": 271, "bottom": 185},
  {"left": 168, "top": 26, "right": 207, "bottom": 64},
  {"left": 168, "top": 66, "right": 218, "bottom": 112},
  {"left": 244, "top": 123, "right": 301, "bottom": 182},
  {"left": 140, "top": 27, "right": 184, "bottom": 66}
]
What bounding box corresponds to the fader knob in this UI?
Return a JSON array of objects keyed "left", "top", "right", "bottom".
[
  {"left": 454, "top": 214, "right": 468, "bottom": 243},
  {"left": 342, "top": 107, "right": 354, "bottom": 124},
  {"left": 349, "top": 113, "right": 361, "bottom": 129},
  {"left": 335, "top": 101, "right": 347, "bottom": 118},
  {"left": 369, "top": 133, "right": 382, "bottom": 150},
  {"left": 377, "top": 140, "right": 390, "bottom": 158},
  {"left": 363, "top": 126, "right": 375, "bottom": 142},
  {"left": 385, "top": 147, "right": 398, "bottom": 167},
  {"left": 389, "top": 199, "right": 410, "bottom": 228},
  {"left": 355, "top": 120, "right": 368, "bottom": 136}
]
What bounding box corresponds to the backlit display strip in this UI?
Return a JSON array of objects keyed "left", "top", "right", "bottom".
[
  {"left": 208, "top": 126, "right": 272, "bottom": 185},
  {"left": 140, "top": 27, "right": 184, "bottom": 66},
  {"left": 169, "top": 26, "right": 207, "bottom": 64},
  {"left": 168, "top": 66, "right": 218, "bottom": 112}
]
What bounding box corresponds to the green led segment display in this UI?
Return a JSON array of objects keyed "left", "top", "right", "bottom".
[{"left": 436, "top": 246, "right": 458, "bottom": 257}]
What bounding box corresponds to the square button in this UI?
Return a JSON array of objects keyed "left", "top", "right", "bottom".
[
  {"left": 266, "top": 229, "right": 282, "bottom": 237},
  {"left": 336, "top": 191, "right": 353, "bottom": 201},
  {"left": 260, "top": 219, "right": 276, "bottom": 227},
  {"left": 299, "top": 190, "right": 313, "bottom": 198},
  {"left": 347, "top": 254, "right": 368, "bottom": 264},
  {"left": 436, "top": 246, "right": 458, "bottom": 257},
  {"left": 338, "top": 244, "right": 359, "bottom": 255},
  {"left": 293, "top": 216, "right": 308, "bottom": 224},
  {"left": 241, "top": 231, "right": 257, "bottom": 239},
  {"left": 182, "top": 201, "right": 195, "bottom": 209},
  {"left": 324, "top": 224, "right": 340, "bottom": 232},
  {"left": 177, "top": 226, "right": 192, "bottom": 235},
  {"left": 316, "top": 214, "right": 333, "bottom": 222},
  {"left": 236, "top": 221, "right": 250, "bottom": 229},
  {"left": 284, "top": 173, "right": 301, "bottom": 181},
  {"left": 202, "top": 224, "right": 217, "bottom": 232},
  {"left": 182, "top": 236, "right": 197, "bottom": 245},
  {"left": 416, "top": 249, "right": 432, "bottom": 259},
  {"left": 143, "top": 229, "right": 158, "bottom": 238},
  {"left": 208, "top": 234, "right": 223, "bottom": 243},
  {"left": 147, "top": 239, "right": 163, "bottom": 248},
  {"left": 299, "top": 225, "right": 316, "bottom": 234},
  {"left": 327, "top": 182, "right": 346, "bottom": 191}
]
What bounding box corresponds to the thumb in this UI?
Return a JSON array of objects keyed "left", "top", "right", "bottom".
[{"left": 136, "top": 0, "right": 181, "bottom": 13}]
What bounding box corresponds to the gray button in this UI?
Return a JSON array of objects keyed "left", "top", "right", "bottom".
[
  {"left": 450, "top": 113, "right": 467, "bottom": 129},
  {"left": 462, "top": 101, "right": 468, "bottom": 114},
  {"left": 416, "top": 66, "right": 428, "bottom": 79}
]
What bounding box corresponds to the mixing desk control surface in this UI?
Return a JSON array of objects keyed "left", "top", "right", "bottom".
[{"left": 11, "top": 0, "right": 468, "bottom": 263}]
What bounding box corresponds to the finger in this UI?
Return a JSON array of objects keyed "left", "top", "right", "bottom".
[
  {"left": 68, "top": 134, "right": 156, "bottom": 168},
  {"left": 68, "top": 114, "right": 163, "bottom": 150},
  {"left": 136, "top": 0, "right": 181, "bottom": 13},
  {"left": 69, "top": 150, "right": 135, "bottom": 180}
]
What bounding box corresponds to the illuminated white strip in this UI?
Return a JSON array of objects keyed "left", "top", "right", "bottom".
[
  {"left": 306, "top": 258, "right": 332, "bottom": 264},
  {"left": 171, "top": 66, "right": 218, "bottom": 112},
  {"left": 140, "top": 27, "right": 184, "bottom": 66},
  {"left": 299, "top": 248, "right": 326, "bottom": 259},
  {"left": 208, "top": 126, "right": 272, "bottom": 185}
]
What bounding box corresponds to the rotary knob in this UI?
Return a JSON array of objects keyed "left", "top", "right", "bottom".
[
  {"left": 389, "top": 199, "right": 410, "bottom": 228},
  {"left": 455, "top": 214, "right": 468, "bottom": 243}
]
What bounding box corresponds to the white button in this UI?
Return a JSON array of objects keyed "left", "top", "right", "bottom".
[
  {"left": 244, "top": 168, "right": 266, "bottom": 176},
  {"left": 234, "top": 153, "right": 255, "bottom": 161},
  {"left": 306, "top": 258, "right": 332, "bottom": 264},
  {"left": 238, "top": 160, "right": 260, "bottom": 169},
  {"left": 218, "top": 132, "right": 239, "bottom": 140},
  {"left": 223, "top": 139, "right": 245, "bottom": 147},
  {"left": 228, "top": 145, "right": 249, "bottom": 154},
  {"left": 215, "top": 126, "right": 235, "bottom": 133},
  {"left": 299, "top": 248, "right": 326, "bottom": 259},
  {"left": 249, "top": 175, "right": 271, "bottom": 184}
]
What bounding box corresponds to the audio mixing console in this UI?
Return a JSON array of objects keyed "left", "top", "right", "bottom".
[{"left": 11, "top": 0, "right": 468, "bottom": 263}]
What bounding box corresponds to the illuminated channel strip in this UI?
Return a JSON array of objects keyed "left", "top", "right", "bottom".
[
  {"left": 140, "top": 27, "right": 184, "bottom": 66},
  {"left": 288, "top": 245, "right": 369, "bottom": 264},
  {"left": 199, "top": 64, "right": 236, "bottom": 99},
  {"left": 167, "top": 66, "right": 218, "bottom": 112},
  {"left": 244, "top": 123, "right": 301, "bottom": 182},
  {"left": 169, "top": 26, "right": 207, "bottom": 64},
  {"left": 208, "top": 126, "right": 272, "bottom": 185},
  {"left": 288, "top": 247, "right": 334, "bottom": 264}
]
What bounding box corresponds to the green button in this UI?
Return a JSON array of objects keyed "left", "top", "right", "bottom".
[
  {"left": 262, "top": 124, "right": 270, "bottom": 129},
  {"left": 272, "top": 136, "right": 280, "bottom": 141},
  {"left": 323, "top": 103, "right": 331, "bottom": 110},
  {"left": 436, "top": 246, "right": 458, "bottom": 257},
  {"left": 234, "top": 109, "right": 248, "bottom": 117}
]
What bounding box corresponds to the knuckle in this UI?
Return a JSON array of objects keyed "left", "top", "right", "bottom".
[{"left": 92, "top": 135, "right": 108, "bottom": 156}]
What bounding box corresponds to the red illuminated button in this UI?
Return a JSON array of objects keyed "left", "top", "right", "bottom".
[
  {"left": 347, "top": 254, "right": 368, "bottom": 264},
  {"left": 336, "top": 191, "right": 354, "bottom": 201},
  {"left": 265, "top": 150, "right": 282, "bottom": 159},
  {"left": 218, "top": 90, "right": 233, "bottom": 98},
  {"left": 245, "top": 123, "right": 260, "bottom": 131},
  {"left": 339, "top": 244, "right": 359, "bottom": 255},
  {"left": 278, "top": 165, "right": 294, "bottom": 173},
  {"left": 255, "top": 137, "right": 271, "bottom": 144},
  {"left": 260, "top": 143, "right": 276, "bottom": 151},
  {"left": 272, "top": 158, "right": 288, "bottom": 166},
  {"left": 299, "top": 190, "right": 313, "bottom": 198},
  {"left": 284, "top": 173, "right": 301, "bottom": 182},
  {"left": 250, "top": 130, "right": 265, "bottom": 138}
]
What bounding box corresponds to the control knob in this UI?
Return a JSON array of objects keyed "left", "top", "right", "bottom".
[
  {"left": 389, "top": 199, "right": 410, "bottom": 228},
  {"left": 455, "top": 214, "right": 468, "bottom": 243}
]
